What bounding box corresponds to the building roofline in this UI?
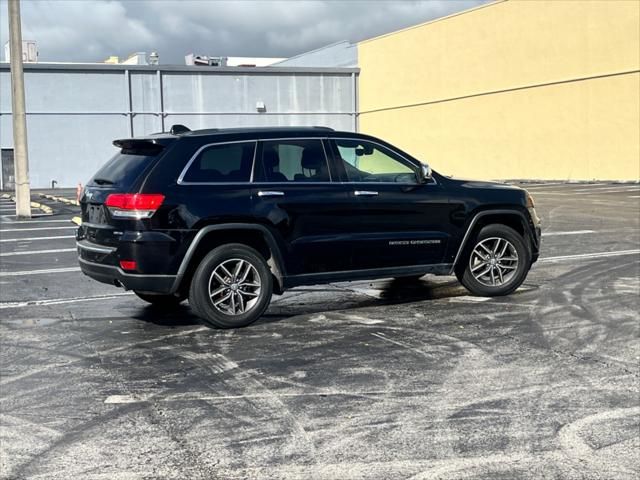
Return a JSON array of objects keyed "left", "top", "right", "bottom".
[
  {"left": 272, "top": 40, "right": 354, "bottom": 65},
  {"left": 0, "top": 62, "right": 359, "bottom": 75},
  {"left": 358, "top": 0, "right": 506, "bottom": 45}
]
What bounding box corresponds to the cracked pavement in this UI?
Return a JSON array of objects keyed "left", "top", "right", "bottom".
[{"left": 1, "top": 183, "right": 639, "bottom": 479}]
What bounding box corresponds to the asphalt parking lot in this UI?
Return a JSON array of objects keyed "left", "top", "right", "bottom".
[{"left": 1, "top": 183, "right": 639, "bottom": 480}]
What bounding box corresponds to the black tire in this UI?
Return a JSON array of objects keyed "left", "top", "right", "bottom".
[
  {"left": 188, "top": 243, "right": 273, "bottom": 329},
  {"left": 134, "top": 291, "right": 185, "bottom": 308},
  {"left": 457, "top": 224, "right": 530, "bottom": 296}
]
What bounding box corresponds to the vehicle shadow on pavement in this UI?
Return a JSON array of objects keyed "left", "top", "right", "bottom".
[
  {"left": 259, "top": 278, "right": 466, "bottom": 325},
  {"left": 131, "top": 304, "right": 201, "bottom": 327},
  {"left": 128, "top": 278, "right": 467, "bottom": 329},
  {"left": 132, "top": 279, "right": 476, "bottom": 327}
]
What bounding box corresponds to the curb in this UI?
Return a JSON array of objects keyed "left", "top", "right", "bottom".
[
  {"left": 39, "top": 193, "right": 80, "bottom": 206},
  {"left": 3, "top": 195, "right": 53, "bottom": 214}
]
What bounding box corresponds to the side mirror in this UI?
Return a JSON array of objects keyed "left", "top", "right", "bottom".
[{"left": 418, "top": 163, "right": 432, "bottom": 183}]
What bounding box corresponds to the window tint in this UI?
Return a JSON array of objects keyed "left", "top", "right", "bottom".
[
  {"left": 259, "top": 139, "right": 330, "bottom": 182},
  {"left": 90, "top": 152, "right": 160, "bottom": 188},
  {"left": 334, "top": 139, "right": 417, "bottom": 183},
  {"left": 182, "top": 142, "right": 255, "bottom": 183}
]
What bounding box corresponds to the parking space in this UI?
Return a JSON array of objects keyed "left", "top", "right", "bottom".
[{"left": 1, "top": 183, "right": 639, "bottom": 479}]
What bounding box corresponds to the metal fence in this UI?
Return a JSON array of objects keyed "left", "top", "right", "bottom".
[{"left": 0, "top": 63, "right": 359, "bottom": 188}]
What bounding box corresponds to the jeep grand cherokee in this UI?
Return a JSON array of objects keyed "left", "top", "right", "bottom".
[{"left": 77, "top": 126, "right": 541, "bottom": 328}]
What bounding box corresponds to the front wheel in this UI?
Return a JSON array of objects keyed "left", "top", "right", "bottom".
[
  {"left": 457, "top": 224, "right": 530, "bottom": 296},
  {"left": 188, "top": 244, "right": 273, "bottom": 329}
]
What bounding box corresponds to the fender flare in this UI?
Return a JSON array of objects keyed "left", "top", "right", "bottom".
[
  {"left": 170, "top": 223, "right": 287, "bottom": 293},
  {"left": 449, "top": 209, "right": 532, "bottom": 274}
]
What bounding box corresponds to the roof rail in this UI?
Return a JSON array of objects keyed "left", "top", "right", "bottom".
[{"left": 170, "top": 124, "right": 191, "bottom": 135}]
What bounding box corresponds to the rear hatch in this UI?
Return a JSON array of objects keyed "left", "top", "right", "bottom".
[{"left": 78, "top": 138, "right": 172, "bottom": 251}]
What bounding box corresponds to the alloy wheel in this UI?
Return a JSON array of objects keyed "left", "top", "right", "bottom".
[
  {"left": 208, "top": 258, "right": 261, "bottom": 315},
  {"left": 469, "top": 237, "right": 519, "bottom": 287}
]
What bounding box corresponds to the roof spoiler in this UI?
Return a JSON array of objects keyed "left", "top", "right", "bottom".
[{"left": 112, "top": 138, "right": 166, "bottom": 152}]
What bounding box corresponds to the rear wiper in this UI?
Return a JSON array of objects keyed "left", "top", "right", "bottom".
[{"left": 92, "top": 178, "right": 115, "bottom": 185}]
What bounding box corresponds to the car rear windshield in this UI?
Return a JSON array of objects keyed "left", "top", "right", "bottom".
[{"left": 89, "top": 151, "right": 161, "bottom": 188}]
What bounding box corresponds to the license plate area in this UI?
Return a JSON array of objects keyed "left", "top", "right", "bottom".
[{"left": 86, "top": 204, "right": 108, "bottom": 224}]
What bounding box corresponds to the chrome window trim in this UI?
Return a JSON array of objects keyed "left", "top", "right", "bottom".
[
  {"left": 177, "top": 140, "right": 258, "bottom": 185},
  {"left": 331, "top": 136, "right": 438, "bottom": 186},
  {"left": 176, "top": 135, "right": 437, "bottom": 187}
]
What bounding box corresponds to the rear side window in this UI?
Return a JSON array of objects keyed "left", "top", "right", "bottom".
[
  {"left": 181, "top": 142, "right": 256, "bottom": 183},
  {"left": 89, "top": 152, "right": 159, "bottom": 188},
  {"left": 258, "top": 139, "right": 330, "bottom": 182}
]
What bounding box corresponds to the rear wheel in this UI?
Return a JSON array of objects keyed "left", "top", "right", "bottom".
[
  {"left": 188, "top": 244, "right": 273, "bottom": 328},
  {"left": 134, "top": 292, "right": 185, "bottom": 308},
  {"left": 457, "top": 224, "right": 530, "bottom": 296}
]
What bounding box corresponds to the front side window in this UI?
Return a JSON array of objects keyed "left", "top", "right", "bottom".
[
  {"left": 258, "top": 139, "right": 330, "bottom": 182},
  {"left": 334, "top": 139, "right": 417, "bottom": 183},
  {"left": 181, "top": 141, "right": 256, "bottom": 183}
]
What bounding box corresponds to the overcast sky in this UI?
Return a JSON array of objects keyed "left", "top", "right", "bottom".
[{"left": 0, "top": 0, "right": 485, "bottom": 64}]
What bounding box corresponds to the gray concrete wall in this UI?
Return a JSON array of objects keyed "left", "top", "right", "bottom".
[
  {"left": 0, "top": 64, "right": 358, "bottom": 188},
  {"left": 274, "top": 41, "right": 358, "bottom": 68}
]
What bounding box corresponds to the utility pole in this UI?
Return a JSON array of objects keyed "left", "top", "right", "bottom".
[{"left": 8, "top": 0, "right": 31, "bottom": 218}]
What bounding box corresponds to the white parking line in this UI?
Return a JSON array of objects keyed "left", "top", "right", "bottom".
[
  {"left": 529, "top": 192, "right": 576, "bottom": 196},
  {"left": 572, "top": 187, "right": 640, "bottom": 193},
  {"left": 1, "top": 213, "right": 53, "bottom": 219},
  {"left": 542, "top": 230, "right": 595, "bottom": 237},
  {"left": 532, "top": 191, "right": 639, "bottom": 197},
  {"left": 591, "top": 189, "right": 640, "bottom": 194},
  {"left": 103, "top": 389, "right": 441, "bottom": 404},
  {"left": 0, "top": 248, "right": 76, "bottom": 257},
  {"left": 0, "top": 218, "right": 72, "bottom": 224},
  {"left": 0, "top": 226, "right": 76, "bottom": 232},
  {"left": 0, "top": 292, "right": 133, "bottom": 309},
  {"left": 0, "top": 235, "right": 75, "bottom": 243},
  {"left": 518, "top": 182, "right": 570, "bottom": 188},
  {"left": 539, "top": 249, "right": 640, "bottom": 263},
  {"left": 0, "top": 266, "right": 80, "bottom": 277}
]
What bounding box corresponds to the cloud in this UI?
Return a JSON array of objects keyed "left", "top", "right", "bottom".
[{"left": 0, "top": 0, "right": 486, "bottom": 64}]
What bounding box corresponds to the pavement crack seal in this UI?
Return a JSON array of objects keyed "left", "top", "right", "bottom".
[{"left": 468, "top": 315, "right": 639, "bottom": 379}]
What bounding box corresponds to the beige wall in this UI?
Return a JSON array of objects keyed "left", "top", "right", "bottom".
[{"left": 357, "top": 0, "right": 640, "bottom": 180}]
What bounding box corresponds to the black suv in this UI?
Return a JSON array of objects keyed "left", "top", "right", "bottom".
[{"left": 77, "top": 126, "right": 541, "bottom": 328}]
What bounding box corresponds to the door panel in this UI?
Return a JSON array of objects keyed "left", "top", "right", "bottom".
[
  {"left": 328, "top": 138, "right": 452, "bottom": 271},
  {"left": 347, "top": 184, "right": 451, "bottom": 269},
  {"left": 253, "top": 184, "right": 353, "bottom": 274},
  {"left": 252, "top": 138, "right": 352, "bottom": 275}
]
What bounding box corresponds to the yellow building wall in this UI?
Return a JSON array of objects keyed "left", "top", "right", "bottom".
[{"left": 357, "top": 0, "right": 640, "bottom": 180}]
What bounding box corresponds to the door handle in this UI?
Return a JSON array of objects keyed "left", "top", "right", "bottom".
[
  {"left": 257, "top": 190, "right": 285, "bottom": 197},
  {"left": 354, "top": 190, "right": 378, "bottom": 196}
]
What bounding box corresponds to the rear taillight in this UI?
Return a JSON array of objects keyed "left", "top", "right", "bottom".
[
  {"left": 105, "top": 194, "right": 165, "bottom": 219},
  {"left": 119, "top": 260, "right": 137, "bottom": 271}
]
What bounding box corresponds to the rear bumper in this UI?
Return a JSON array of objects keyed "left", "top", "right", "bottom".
[{"left": 78, "top": 257, "right": 176, "bottom": 294}]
